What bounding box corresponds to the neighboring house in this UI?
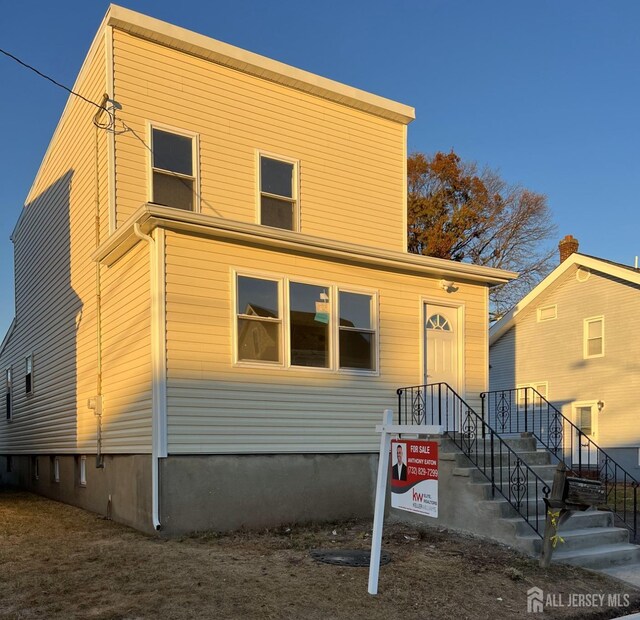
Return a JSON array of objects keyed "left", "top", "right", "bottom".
[
  {"left": 0, "top": 5, "right": 515, "bottom": 534},
  {"left": 490, "top": 235, "right": 640, "bottom": 477}
]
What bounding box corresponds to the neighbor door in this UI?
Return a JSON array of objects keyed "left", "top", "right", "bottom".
[{"left": 424, "top": 304, "right": 461, "bottom": 430}]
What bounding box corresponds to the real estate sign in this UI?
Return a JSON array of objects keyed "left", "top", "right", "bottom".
[{"left": 390, "top": 439, "right": 438, "bottom": 518}]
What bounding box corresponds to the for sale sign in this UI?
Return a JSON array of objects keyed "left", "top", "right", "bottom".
[{"left": 390, "top": 440, "right": 438, "bottom": 518}]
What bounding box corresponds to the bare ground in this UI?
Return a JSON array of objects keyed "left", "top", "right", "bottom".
[{"left": 0, "top": 490, "right": 638, "bottom": 619}]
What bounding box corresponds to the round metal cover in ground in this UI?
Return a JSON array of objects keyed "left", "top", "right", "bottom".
[{"left": 310, "top": 549, "right": 391, "bottom": 567}]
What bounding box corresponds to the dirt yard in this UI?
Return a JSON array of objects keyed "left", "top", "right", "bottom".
[{"left": 0, "top": 490, "right": 638, "bottom": 619}]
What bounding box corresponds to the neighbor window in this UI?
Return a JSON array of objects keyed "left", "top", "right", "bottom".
[
  {"left": 151, "top": 127, "right": 197, "bottom": 211},
  {"left": 339, "top": 291, "right": 376, "bottom": 370},
  {"left": 516, "top": 382, "right": 548, "bottom": 406},
  {"left": 289, "top": 282, "right": 330, "bottom": 368},
  {"left": 25, "top": 355, "right": 33, "bottom": 394},
  {"left": 584, "top": 316, "right": 604, "bottom": 358},
  {"left": 5, "top": 368, "right": 12, "bottom": 420},
  {"left": 236, "top": 276, "right": 281, "bottom": 363},
  {"left": 259, "top": 154, "right": 297, "bottom": 231}
]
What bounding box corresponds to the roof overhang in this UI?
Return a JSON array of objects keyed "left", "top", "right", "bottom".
[
  {"left": 105, "top": 4, "right": 415, "bottom": 125},
  {"left": 94, "top": 204, "right": 518, "bottom": 287},
  {"left": 489, "top": 252, "right": 640, "bottom": 345}
]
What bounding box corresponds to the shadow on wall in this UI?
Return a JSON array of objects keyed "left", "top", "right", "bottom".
[{"left": 5, "top": 170, "right": 83, "bottom": 464}]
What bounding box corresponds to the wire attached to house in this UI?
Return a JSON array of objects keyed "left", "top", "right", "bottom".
[{"left": 0, "top": 46, "right": 114, "bottom": 129}]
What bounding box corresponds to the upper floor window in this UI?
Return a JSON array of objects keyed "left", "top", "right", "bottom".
[
  {"left": 259, "top": 154, "right": 298, "bottom": 231},
  {"left": 584, "top": 316, "right": 604, "bottom": 358},
  {"left": 151, "top": 127, "right": 197, "bottom": 211},
  {"left": 5, "top": 368, "right": 12, "bottom": 421},
  {"left": 25, "top": 355, "right": 33, "bottom": 395}
]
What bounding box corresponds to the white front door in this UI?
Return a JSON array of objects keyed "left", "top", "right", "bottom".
[
  {"left": 424, "top": 304, "right": 460, "bottom": 391},
  {"left": 572, "top": 401, "right": 598, "bottom": 468}
]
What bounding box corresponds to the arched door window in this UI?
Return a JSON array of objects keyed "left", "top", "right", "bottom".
[{"left": 426, "top": 314, "right": 452, "bottom": 331}]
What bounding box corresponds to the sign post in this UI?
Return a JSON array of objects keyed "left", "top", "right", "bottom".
[{"left": 368, "top": 410, "right": 444, "bottom": 595}]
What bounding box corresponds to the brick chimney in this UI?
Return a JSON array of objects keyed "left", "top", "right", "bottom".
[{"left": 558, "top": 235, "right": 579, "bottom": 263}]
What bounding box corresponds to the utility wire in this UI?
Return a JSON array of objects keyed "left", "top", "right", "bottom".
[{"left": 0, "top": 46, "right": 113, "bottom": 128}]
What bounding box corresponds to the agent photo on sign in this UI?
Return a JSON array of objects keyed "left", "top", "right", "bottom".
[{"left": 392, "top": 443, "right": 407, "bottom": 481}]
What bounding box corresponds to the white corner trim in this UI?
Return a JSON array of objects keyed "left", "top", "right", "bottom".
[{"left": 106, "top": 25, "right": 117, "bottom": 234}]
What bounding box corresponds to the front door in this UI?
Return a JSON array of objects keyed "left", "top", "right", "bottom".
[
  {"left": 424, "top": 304, "right": 461, "bottom": 430},
  {"left": 571, "top": 401, "right": 598, "bottom": 469}
]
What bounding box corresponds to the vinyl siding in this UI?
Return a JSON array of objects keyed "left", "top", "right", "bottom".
[
  {"left": 490, "top": 265, "right": 640, "bottom": 448},
  {"left": 112, "top": 30, "right": 406, "bottom": 251},
  {"left": 165, "top": 230, "right": 488, "bottom": 454},
  {"left": 0, "top": 35, "right": 108, "bottom": 453}
]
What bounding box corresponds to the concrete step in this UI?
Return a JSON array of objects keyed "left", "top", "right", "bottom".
[
  {"left": 481, "top": 496, "right": 547, "bottom": 520},
  {"left": 553, "top": 543, "right": 640, "bottom": 570},
  {"left": 504, "top": 509, "right": 614, "bottom": 536},
  {"left": 519, "top": 527, "right": 630, "bottom": 554},
  {"left": 599, "top": 563, "right": 640, "bottom": 587},
  {"left": 470, "top": 479, "right": 552, "bottom": 501},
  {"left": 451, "top": 449, "right": 551, "bottom": 468},
  {"left": 455, "top": 463, "right": 557, "bottom": 482},
  {"left": 438, "top": 434, "right": 537, "bottom": 454}
]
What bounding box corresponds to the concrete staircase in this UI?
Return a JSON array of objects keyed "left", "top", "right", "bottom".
[{"left": 432, "top": 435, "right": 640, "bottom": 575}]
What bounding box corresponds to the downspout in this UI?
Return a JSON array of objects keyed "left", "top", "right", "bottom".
[{"left": 133, "top": 223, "right": 163, "bottom": 531}]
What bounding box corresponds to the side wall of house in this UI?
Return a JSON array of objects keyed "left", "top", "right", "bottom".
[
  {"left": 490, "top": 267, "right": 640, "bottom": 473},
  {"left": 0, "top": 35, "right": 109, "bottom": 453},
  {"left": 111, "top": 30, "right": 406, "bottom": 252},
  {"left": 164, "top": 230, "right": 488, "bottom": 455}
]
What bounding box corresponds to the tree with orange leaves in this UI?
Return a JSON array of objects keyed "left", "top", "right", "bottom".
[{"left": 408, "top": 151, "right": 556, "bottom": 320}]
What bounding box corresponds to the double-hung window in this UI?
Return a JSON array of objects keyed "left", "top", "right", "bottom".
[
  {"left": 584, "top": 316, "right": 604, "bottom": 358},
  {"left": 5, "top": 368, "right": 12, "bottom": 420},
  {"left": 25, "top": 355, "right": 33, "bottom": 395},
  {"left": 236, "top": 276, "right": 282, "bottom": 363},
  {"left": 235, "top": 274, "right": 377, "bottom": 372},
  {"left": 151, "top": 127, "right": 197, "bottom": 211},
  {"left": 259, "top": 154, "right": 298, "bottom": 231},
  {"left": 339, "top": 291, "right": 376, "bottom": 371}
]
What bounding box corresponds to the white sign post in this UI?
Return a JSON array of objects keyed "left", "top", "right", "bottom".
[{"left": 368, "top": 409, "right": 444, "bottom": 595}]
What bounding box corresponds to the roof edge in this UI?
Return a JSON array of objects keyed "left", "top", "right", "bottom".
[
  {"left": 106, "top": 4, "right": 415, "bottom": 125},
  {"left": 0, "top": 318, "right": 16, "bottom": 358}
]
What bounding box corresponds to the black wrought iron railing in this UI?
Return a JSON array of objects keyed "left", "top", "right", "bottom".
[
  {"left": 481, "top": 388, "right": 639, "bottom": 541},
  {"left": 397, "top": 383, "right": 550, "bottom": 537}
]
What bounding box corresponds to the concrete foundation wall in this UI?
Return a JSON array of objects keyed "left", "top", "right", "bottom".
[
  {"left": 0, "top": 454, "right": 153, "bottom": 533},
  {"left": 160, "top": 453, "right": 378, "bottom": 534},
  {"left": 607, "top": 448, "right": 640, "bottom": 480}
]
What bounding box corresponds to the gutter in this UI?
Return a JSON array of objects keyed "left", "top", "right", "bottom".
[{"left": 95, "top": 204, "right": 519, "bottom": 286}]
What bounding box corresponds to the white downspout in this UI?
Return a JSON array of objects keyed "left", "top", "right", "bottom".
[{"left": 133, "top": 223, "right": 166, "bottom": 531}]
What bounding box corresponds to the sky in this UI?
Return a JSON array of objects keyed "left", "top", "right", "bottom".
[{"left": 1, "top": 0, "right": 639, "bottom": 337}]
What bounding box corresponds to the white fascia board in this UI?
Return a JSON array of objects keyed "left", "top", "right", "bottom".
[
  {"left": 94, "top": 204, "right": 518, "bottom": 286},
  {"left": 489, "top": 253, "right": 640, "bottom": 345},
  {"left": 106, "top": 4, "right": 415, "bottom": 125}
]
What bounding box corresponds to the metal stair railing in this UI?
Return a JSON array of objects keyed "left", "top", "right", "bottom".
[
  {"left": 397, "top": 383, "right": 550, "bottom": 537},
  {"left": 481, "top": 387, "right": 638, "bottom": 541}
]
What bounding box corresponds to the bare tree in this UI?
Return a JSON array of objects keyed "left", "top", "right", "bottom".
[{"left": 407, "top": 151, "right": 556, "bottom": 320}]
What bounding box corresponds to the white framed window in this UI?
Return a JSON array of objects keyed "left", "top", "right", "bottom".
[
  {"left": 79, "top": 455, "right": 87, "bottom": 487},
  {"left": 234, "top": 272, "right": 378, "bottom": 374},
  {"left": 258, "top": 152, "right": 299, "bottom": 231},
  {"left": 537, "top": 305, "right": 557, "bottom": 322},
  {"left": 25, "top": 355, "right": 33, "bottom": 395},
  {"left": 584, "top": 316, "right": 604, "bottom": 358},
  {"left": 236, "top": 275, "right": 283, "bottom": 364},
  {"left": 149, "top": 125, "right": 199, "bottom": 211},
  {"left": 338, "top": 291, "right": 376, "bottom": 371},
  {"left": 53, "top": 457, "right": 60, "bottom": 483},
  {"left": 516, "top": 382, "right": 548, "bottom": 406},
  {"left": 572, "top": 400, "right": 598, "bottom": 439},
  {"left": 5, "top": 367, "right": 12, "bottom": 421}
]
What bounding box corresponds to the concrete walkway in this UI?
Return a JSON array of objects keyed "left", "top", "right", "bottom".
[{"left": 600, "top": 563, "right": 640, "bottom": 588}]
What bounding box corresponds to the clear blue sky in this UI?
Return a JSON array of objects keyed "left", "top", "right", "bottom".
[{"left": 1, "top": 1, "right": 639, "bottom": 337}]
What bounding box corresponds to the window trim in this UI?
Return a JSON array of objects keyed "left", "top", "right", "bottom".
[
  {"left": 572, "top": 400, "right": 598, "bottom": 439},
  {"left": 256, "top": 150, "right": 300, "bottom": 232},
  {"left": 147, "top": 121, "right": 200, "bottom": 213},
  {"left": 25, "top": 354, "right": 33, "bottom": 395},
  {"left": 5, "top": 367, "right": 12, "bottom": 421},
  {"left": 537, "top": 305, "right": 557, "bottom": 322},
  {"left": 232, "top": 270, "right": 379, "bottom": 376},
  {"left": 583, "top": 316, "right": 604, "bottom": 359}
]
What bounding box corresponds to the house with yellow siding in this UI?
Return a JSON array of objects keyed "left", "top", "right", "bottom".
[{"left": 0, "top": 5, "right": 515, "bottom": 534}]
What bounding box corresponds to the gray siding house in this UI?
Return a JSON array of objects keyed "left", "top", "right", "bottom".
[{"left": 490, "top": 236, "right": 640, "bottom": 476}]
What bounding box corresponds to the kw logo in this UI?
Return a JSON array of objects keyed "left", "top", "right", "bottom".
[{"left": 412, "top": 489, "right": 424, "bottom": 502}]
